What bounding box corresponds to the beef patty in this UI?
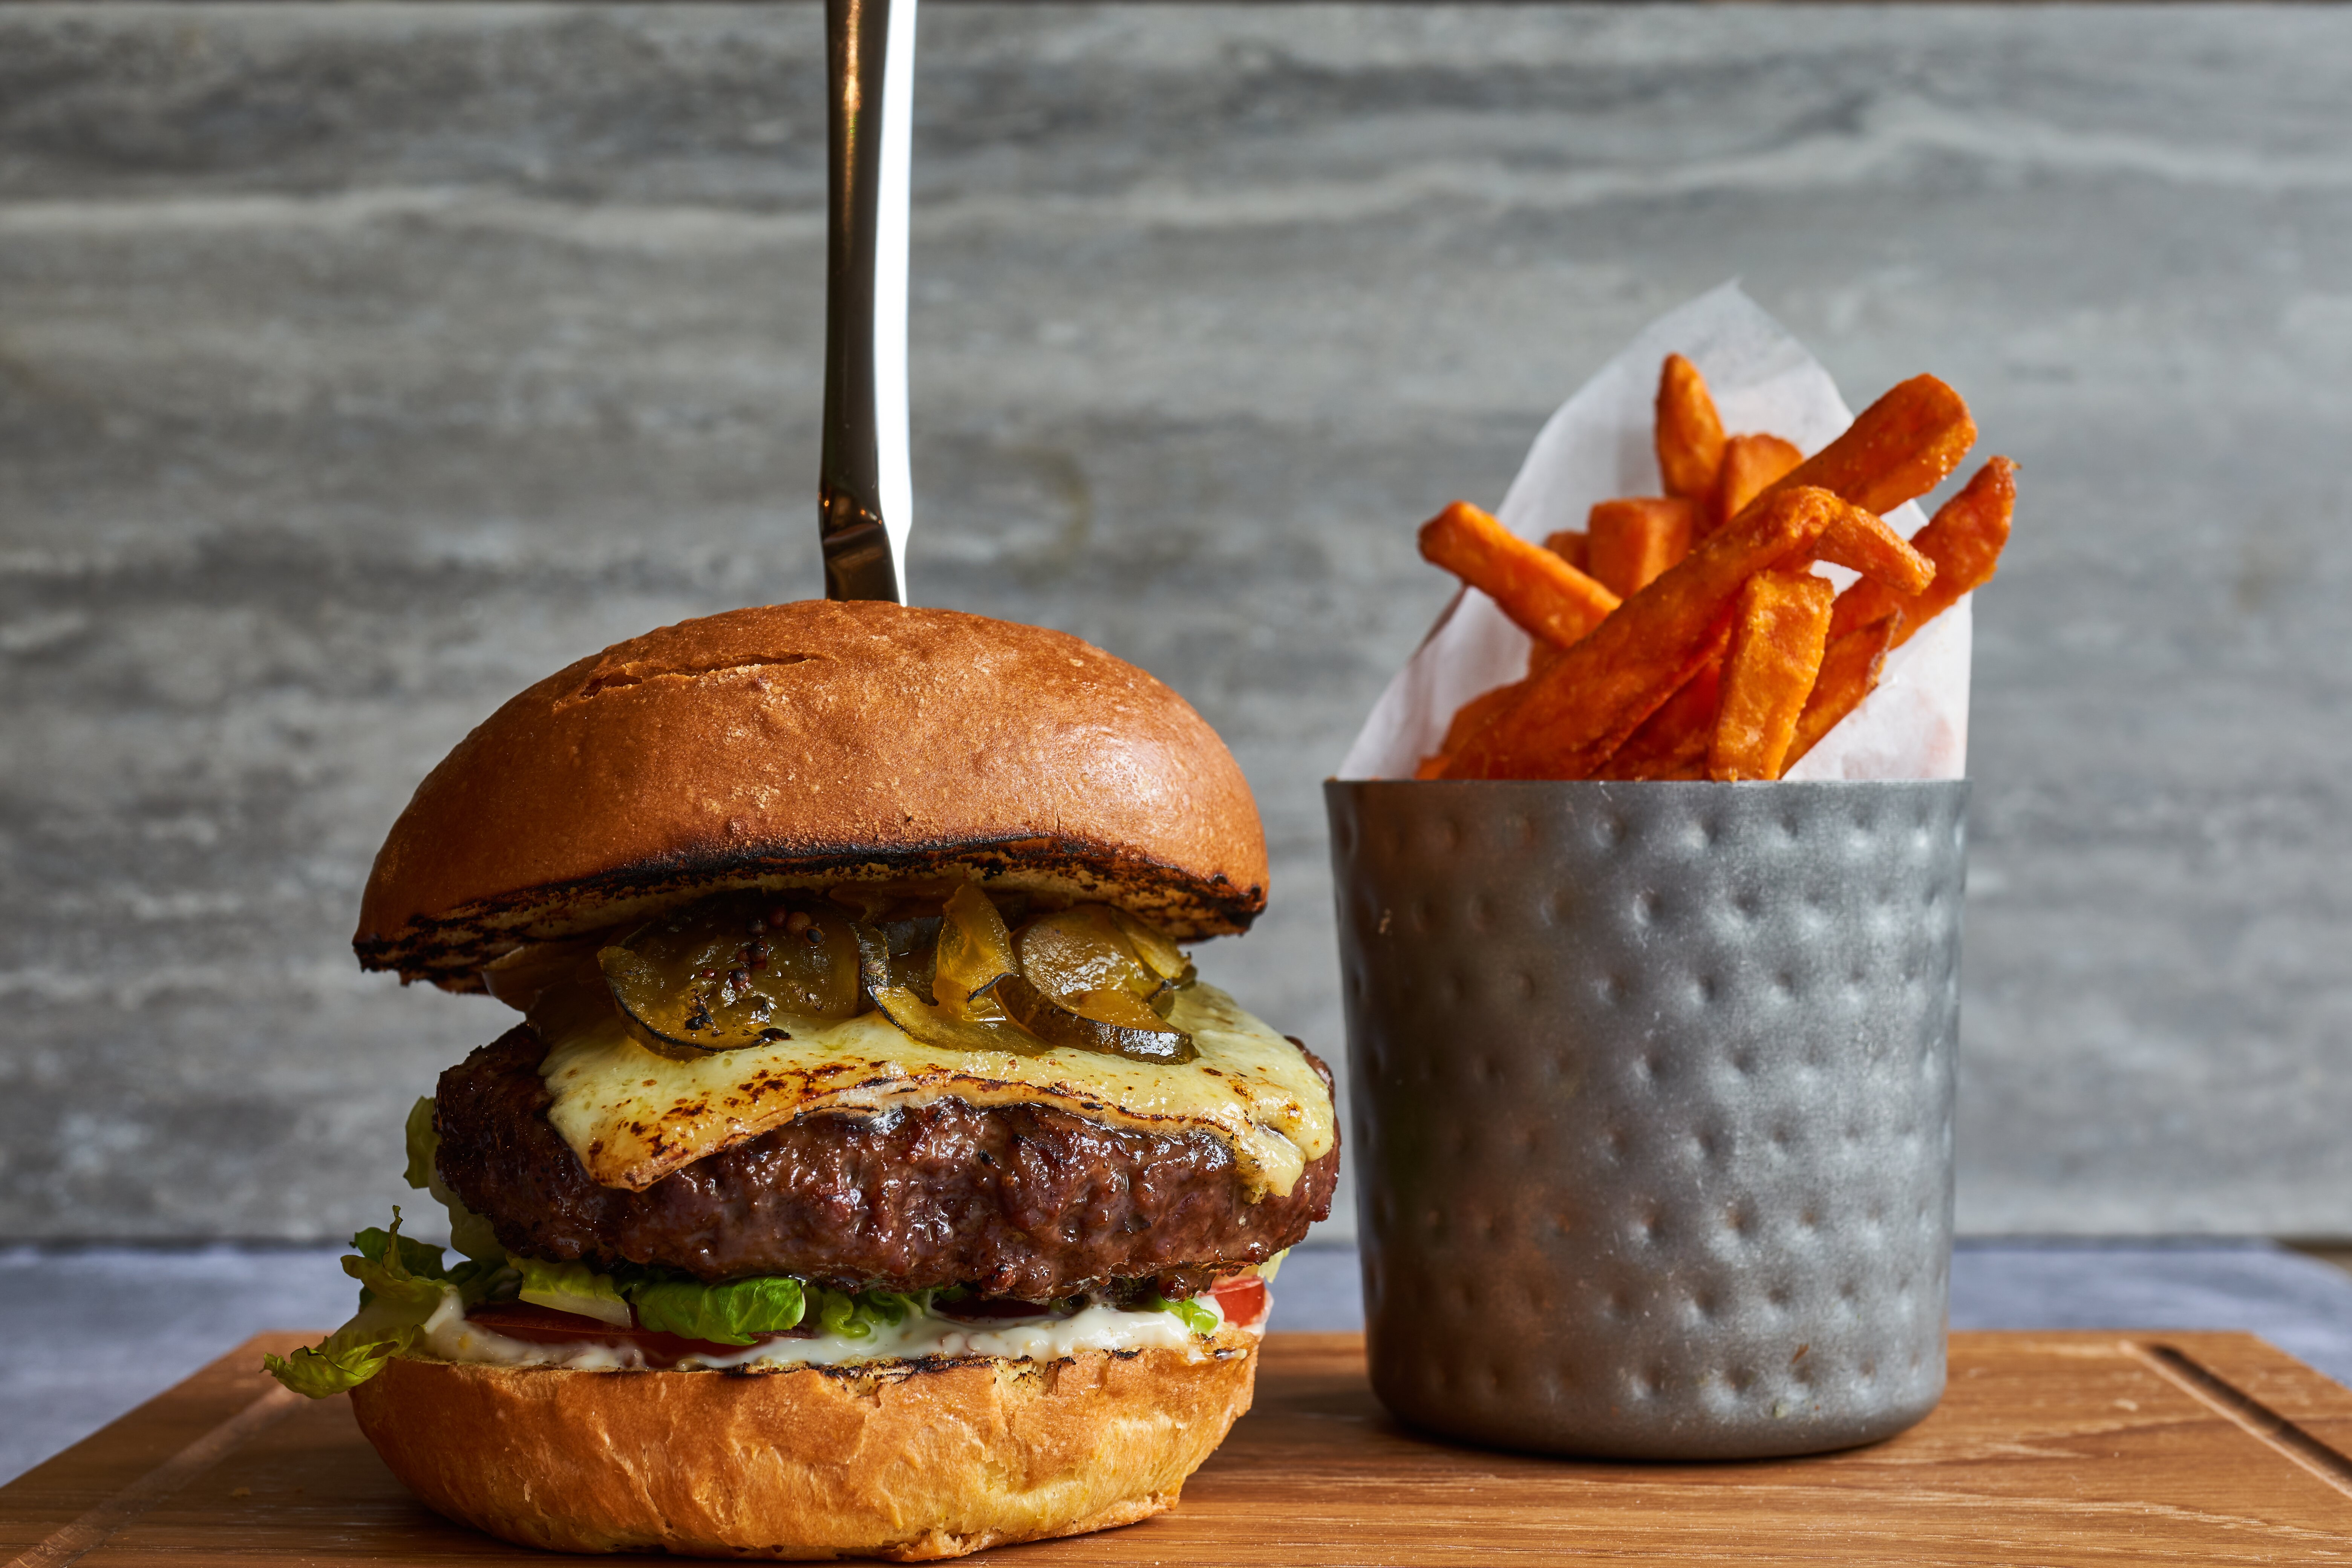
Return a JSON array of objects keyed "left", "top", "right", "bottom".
[{"left": 434, "top": 1025, "right": 1338, "bottom": 1302}]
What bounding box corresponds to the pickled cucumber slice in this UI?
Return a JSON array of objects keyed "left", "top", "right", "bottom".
[
  {"left": 934, "top": 884, "right": 1018, "bottom": 1013},
  {"left": 1015, "top": 908, "right": 1159, "bottom": 1004},
  {"left": 996, "top": 972, "right": 1197, "bottom": 1065},
  {"left": 853, "top": 885, "right": 1048, "bottom": 1055},
  {"left": 868, "top": 984, "right": 1052, "bottom": 1058},
  {"left": 1102, "top": 906, "right": 1191, "bottom": 984},
  {"left": 599, "top": 894, "right": 861, "bottom": 1059}
]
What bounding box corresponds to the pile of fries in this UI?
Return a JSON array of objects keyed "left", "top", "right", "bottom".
[{"left": 1415, "top": 355, "right": 2014, "bottom": 781}]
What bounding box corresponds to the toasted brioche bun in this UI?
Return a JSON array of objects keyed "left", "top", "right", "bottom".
[
  {"left": 349, "top": 1340, "right": 1258, "bottom": 1561},
  {"left": 355, "top": 601, "right": 1268, "bottom": 989}
]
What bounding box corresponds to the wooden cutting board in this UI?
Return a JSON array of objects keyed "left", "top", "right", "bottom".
[{"left": 5, "top": 1330, "right": 2349, "bottom": 1565}]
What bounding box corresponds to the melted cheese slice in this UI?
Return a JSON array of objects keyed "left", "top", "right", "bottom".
[{"left": 537, "top": 982, "right": 1334, "bottom": 1200}]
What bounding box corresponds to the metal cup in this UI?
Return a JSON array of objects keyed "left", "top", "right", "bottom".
[{"left": 1325, "top": 779, "right": 1966, "bottom": 1460}]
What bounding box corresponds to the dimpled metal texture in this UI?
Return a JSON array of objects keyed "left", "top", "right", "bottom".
[{"left": 1325, "top": 779, "right": 1968, "bottom": 1461}]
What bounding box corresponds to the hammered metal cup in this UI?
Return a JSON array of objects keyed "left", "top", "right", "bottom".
[{"left": 1325, "top": 779, "right": 1967, "bottom": 1461}]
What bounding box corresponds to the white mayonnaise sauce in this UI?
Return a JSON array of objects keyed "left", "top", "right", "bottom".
[{"left": 412, "top": 1287, "right": 1252, "bottom": 1373}]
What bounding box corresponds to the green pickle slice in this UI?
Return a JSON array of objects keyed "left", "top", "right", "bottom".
[
  {"left": 1006, "top": 906, "right": 1197, "bottom": 1063},
  {"left": 599, "top": 894, "right": 862, "bottom": 1059},
  {"left": 933, "top": 885, "right": 1020, "bottom": 1015},
  {"left": 852, "top": 897, "right": 1052, "bottom": 1058},
  {"left": 995, "top": 972, "right": 1196, "bottom": 1064},
  {"left": 596, "top": 884, "right": 1197, "bottom": 1067}
]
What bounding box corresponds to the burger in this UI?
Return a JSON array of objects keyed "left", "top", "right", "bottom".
[{"left": 266, "top": 599, "right": 1340, "bottom": 1560}]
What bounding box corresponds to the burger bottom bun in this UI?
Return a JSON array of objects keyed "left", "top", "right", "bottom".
[{"left": 349, "top": 1339, "right": 1259, "bottom": 1561}]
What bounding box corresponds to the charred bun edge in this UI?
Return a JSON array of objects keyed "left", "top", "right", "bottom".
[{"left": 357, "top": 833, "right": 1266, "bottom": 991}]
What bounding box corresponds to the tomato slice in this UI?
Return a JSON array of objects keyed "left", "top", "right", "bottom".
[
  {"left": 1207, "top": 1274, "right": 1269, "bottom": 1329},
  {"left": 463, "top": 1301, "right": 807, "bottom": 1369}
]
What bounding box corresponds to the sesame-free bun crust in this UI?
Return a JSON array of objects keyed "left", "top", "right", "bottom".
[
  {"left": 355, "top": 601, "right": 1268, "bottom": 989},
  {"left": 349, "top": 1340, "right": 1258, "bottom": 1560}
]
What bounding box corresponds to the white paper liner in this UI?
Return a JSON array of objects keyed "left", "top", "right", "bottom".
[{"left": 1337, "top": 282, "right": 1969, "bottom": 783}]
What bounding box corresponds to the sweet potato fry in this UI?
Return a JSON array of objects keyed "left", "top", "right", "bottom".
[
  {"left": 1419, "top": 501, "right": 1620, "bottom": 649},
  {"left": 1708, "top": 568, "right": 1834, "bottom": 782},
  {"left": 1516, "top": 491, "right": 1898, "bottom": 779},
  {"left": 1442, "top": 487, "right": 1844, "bottom": 780},
  {"left": 1418, "top": 676, "right": 1532, "bottom": 777},
  {"left": 1586, "top": 497, "right": 1695, "bottom": 599},
  {"left": 1729, "top": 374, "right": 1976, "bottom": 530},
  {"left": 1589, "top": 655, "right": 1721, "bottom": 781},
  {"left": 1655, "top": 354, "right": 1726, "bottom": 502},
  {"left": 1421, "top": 626, "right": 1585, "bottom": 775},
  {"left": 1830, "top": 456, "right": 2016, "bottom": 645},
  {"left": 1784, "top": 613, "right": 1899, "bottom": 770},
  {"left": 1543, "top": 528, "right": 1590, "bottom": 575},
  {"left": 1707, "top": 433, "right": 1802, "bottom": 536},
  {"left": 1814, "top": 501, "right": 1936, "bottom": 595}
]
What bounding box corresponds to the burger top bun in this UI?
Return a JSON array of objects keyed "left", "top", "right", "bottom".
[{"left": 355, "top": 600, "right": 1269, "bottom": 990}]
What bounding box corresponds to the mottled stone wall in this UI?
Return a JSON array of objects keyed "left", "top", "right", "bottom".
[{"left": 3, "top": 5, "right": 2349, "bottom": 1241}]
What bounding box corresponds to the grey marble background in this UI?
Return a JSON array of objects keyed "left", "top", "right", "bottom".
[{"left": 4, "top": 4, "right": 2350, "bottom": 1245}]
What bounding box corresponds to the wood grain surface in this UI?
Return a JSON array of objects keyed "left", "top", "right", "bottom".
[{"left": 4, "top": 1331, "right": 2349, "bottom": 1566}]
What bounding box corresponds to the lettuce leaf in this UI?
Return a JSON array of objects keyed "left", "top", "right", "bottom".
[
  {"left": 812, "top": 1287, "right": 938, "bottom": 1340},
  {"left": 624, "top": 1277, "right": 932, "bottom": 1346},
  {"left": 264, "top": 1208, "right": 454, "bottom": 1398},
  {"left": 349, "top": 1223, "right": 446, "bottom": 1300},
  {"left": 815, "top": 1287, "right": 865, "bottom": 1339},
  {"left": 631, "top": 1275, "right": 807, "bottom": 1345},
  {"left": 858, "top": 1291, "right": 921, "bottom": 1329},
  {"left": 515, "top": 1257, "right": 631, "bottom": 1328},
  {"left": 1148, "top": 1291, "right": 1221, "bottom": 1337},
  {"left": 403, "top": 1094, "right": 507, "bottom": 1266},
  {"left": 441, "top": 1201, "right": 507, "bottom": 1268},
  {"left": 262, "top": 1293, "right": 434, "bottom": 1398},
  {"left": 402, "top": 1095, "right": 439, "bottom": 1190}
]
